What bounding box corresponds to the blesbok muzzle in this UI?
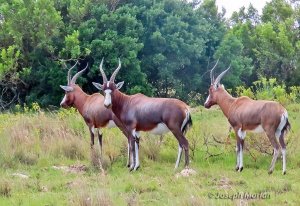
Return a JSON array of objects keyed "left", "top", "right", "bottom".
[
  {"left": 204, "top": 95, "right": 213, "bottom": 109},
  {"left": 60, "top": 95, "right": 69, "bottom": 108}
]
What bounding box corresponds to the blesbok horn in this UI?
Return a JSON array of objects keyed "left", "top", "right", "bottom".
[
  {"left": 70, "top": 63, "right": 88, "bottom": 84},
  {"left": 110, "top": 58, "right": 121, "bottom": 82},
  {"left": 210, "top": 59, "right": 219, "bottom": 84},
  {"left": 67, "top": 61, "right": 79, "bottom": 84},
  {"left": 99, "top": 58, "right": 108, "bottom": 83},
  {"left": 214, "top": 65, "right": 231, "bottom": 85}
]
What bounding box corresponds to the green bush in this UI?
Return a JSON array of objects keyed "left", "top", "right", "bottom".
[{"left": 236, "top": 77, "right": 300, "bottom": 105}]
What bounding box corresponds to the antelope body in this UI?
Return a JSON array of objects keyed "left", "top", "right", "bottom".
[
  {"left": 60, "top": 62, "right": 128, "bottom": 158},
  {"left": 93, "top": 59, "right": 192, "bottom": 171},
  {"left": 204, "top": 62, "right": 290, "bottom": 174}
]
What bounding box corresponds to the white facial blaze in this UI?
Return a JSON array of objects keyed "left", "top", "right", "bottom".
[
  {"left": 60, "top": 95, "right": 67, "bottom": 106},
  {"left": 204, "top": 95, "right": 210, "bottom": 105},
  {"left": 104, "top": 89, "right": 112, "bottom": 107}
]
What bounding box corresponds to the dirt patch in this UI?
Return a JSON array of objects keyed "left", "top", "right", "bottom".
[
  {"left": 176, "top": 168, "right": 197, "bottom": 178},
  {"left": 11, "top": 173, "right": 29, "bottom": 179},
  {"left": 66, "top": 179, "right": 85, "bottom": 189},
  {"left": 52, "top": 164, "right": 87, "bottom": 174},
  {"left": 216, "top": 176, "right": 232, "bottom": 189}
]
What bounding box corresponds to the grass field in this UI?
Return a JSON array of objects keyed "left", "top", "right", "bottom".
[{"left": 0, "top": 105, "right": 299, "bottom": 206}]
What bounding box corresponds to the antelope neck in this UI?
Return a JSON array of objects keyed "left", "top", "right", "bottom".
[
  {"left": 216, "top": 89, "right": 236, "bottom": 118},
  {"left": 111, "top": 90, "right": 129, "bottom": 118},
  {"left": 72, "top": 91, "right": 89, "bottom": 115}
]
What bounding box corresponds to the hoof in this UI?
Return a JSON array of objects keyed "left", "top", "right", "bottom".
[
  {"left": 134, "top": 165, "right": 140, "bottom": 171},
  {"left": 268, "top": 170, "right": 273, "bottom": 175},
  {"left": 283, "top": 171, "right": 286, "bottom": 175},
  {"left": 238, "top": 167, "right": 243, "bottom": 172},
  {"left": 235, "top": 167, "right": 239, "bottom": 171},
  {"left": 129, "top": 165, "right": 135, "bottom": 172}
]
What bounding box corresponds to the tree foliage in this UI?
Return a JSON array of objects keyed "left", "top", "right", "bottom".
[{"left": 0, "top": 0, "right": 299, "bottom": 109}]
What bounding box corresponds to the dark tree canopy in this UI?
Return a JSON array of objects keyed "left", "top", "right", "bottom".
[{"left": 0, "top": 0, "right": 299, "bottom": 109}]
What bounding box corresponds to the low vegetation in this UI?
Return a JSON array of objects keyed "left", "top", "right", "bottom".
[{"left": 0, "top": 102, "right": 299, "bottom": 205}]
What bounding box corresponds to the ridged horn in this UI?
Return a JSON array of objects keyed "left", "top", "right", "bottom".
[
  {"left": 110, "top": 58, "right": 121, "bottom": 82},
  {"left": 67, "top": 61, "right": 78, "bottom": 84},
  {"left": 99, "top": 58, "right": 108, "bottom": 83},
  {"left": 214, "top": 65, "right": 231, "bottom": 85},
  {"left": 210, "top": 59, "right": 219, "bottom": 84},
  {"left": 70, "top": 63, "right": 88, "bottom": 84}
]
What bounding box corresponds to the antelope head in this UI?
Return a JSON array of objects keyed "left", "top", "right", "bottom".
[
  {"left": 60, "top": 62, "right": 88, "bottom": 108},
  {"left": 204, "top": 60, "right": 231, "bottom": 108},
  {"left": 92, "top": 58, "right": 124, "bottom": 108}
]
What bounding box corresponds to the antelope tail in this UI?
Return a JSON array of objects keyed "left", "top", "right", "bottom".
[{"left": 181, "top": 110, "right": 192, "bottom": 135}]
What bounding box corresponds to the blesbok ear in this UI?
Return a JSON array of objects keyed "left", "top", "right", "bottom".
[
  {"left": 60, "top": 85, "right": 74, "bottom": 92},
  {"left": 92, "top": 82, "right": 103, "bottom": 91},
  {"left": 116, "top": 81, "right": 124, "bottom": 90}
]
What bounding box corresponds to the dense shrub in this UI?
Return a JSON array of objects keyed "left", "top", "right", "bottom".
[{"left": 236, "top": 77, "right": 300, "bottom": 105}]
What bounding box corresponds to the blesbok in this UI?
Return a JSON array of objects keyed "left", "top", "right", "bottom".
[
  {"left": 204, "top": 62, "right": 290, "bottom": 175},
  {"left": 59, "top": 62, "right": 129, "bottom": 164},
  {"left": 93, "top": 59, "right": 192, "bottom": 171}
]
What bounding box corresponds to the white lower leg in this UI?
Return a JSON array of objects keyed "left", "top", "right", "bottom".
[
  {"left": 175, "top": 145, "right": 183, "bottom": 169},
  {"left": 134, "top": 142, "right": 140, "bottom": 170},
  {"left": 269, "top": 148, "right": 279, "bottom": 172},
  {"left": 239, "top": 147, "right": 243, "bottom": 171},
  {"left": 282, "top": 148, "right": 286, "bottom": 174}
]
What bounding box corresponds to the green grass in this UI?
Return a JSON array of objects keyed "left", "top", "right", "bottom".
[{"left": 0, "top": 105, "right": 299, "bottom": 205}]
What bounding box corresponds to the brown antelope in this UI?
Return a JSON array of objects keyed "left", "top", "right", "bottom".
[
  {"left": 93, "top": 59, "right": 192, "bottom": 171},
  {"left": 60, "top": 62, "right": 130, "bottom": 165},
  {"left": 204, "top": 62, "right": 290, "bottom": 175}
]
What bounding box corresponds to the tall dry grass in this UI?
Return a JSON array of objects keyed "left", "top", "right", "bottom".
[
  {"left": 0, "top": 104, "right": 299, "bottom": 171},
  {"left": 0, "top": 110, "right": 89, "bottom": 168},
  {"left": 0, "top": 108, "right": 128, "bottom": 170}
]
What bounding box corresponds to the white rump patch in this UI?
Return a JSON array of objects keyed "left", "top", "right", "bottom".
[
  {"left": 275, "top": 111, "right": 288, "bottom": 139},
  {"left": 149, "top": 123, "right": 170, "bottom": 135},
  {"left": 251, "top": 125, "right": 264, "bottom": 133},
  {"left": 238, "top": 128, "right": 246, "bottom": 140},
  {"left": 106, "top": 120, "right": 116, "bottom": 128}
]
